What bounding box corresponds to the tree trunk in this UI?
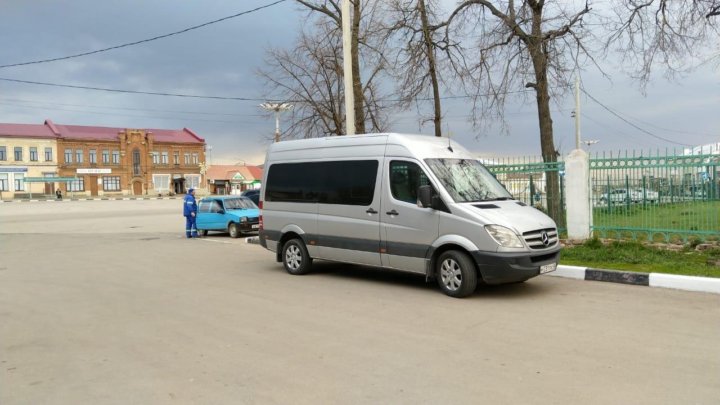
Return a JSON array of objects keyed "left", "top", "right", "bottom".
[
  {"left": 528, "top": 32, "right": 564, "bottom": 226},
  {"left": 418, "top": 0, "right": 442, "bottom": 137},
  {"left": 351, "top": 0, "right": 365, "bottom": 133}
]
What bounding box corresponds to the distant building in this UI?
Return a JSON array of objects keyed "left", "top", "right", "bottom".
[
  {"left": 0, "top": 123, "right": 60, "bottom": 198},
  {"left": 0, "top": 120, "right": 206, "bottom": 198},
  {"left": 206, "top": 164, "right": 263, "bottom": 195},
  {"left": 684, "top": 142, "right": 720, "bottom": 156}
]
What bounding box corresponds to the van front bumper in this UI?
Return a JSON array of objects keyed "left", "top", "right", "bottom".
[{"left": 470, "top": 246, "right": 561, "bottom": 285}]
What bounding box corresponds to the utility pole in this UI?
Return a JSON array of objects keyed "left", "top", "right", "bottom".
[
  {"left": 574, "top": 76, "right": 581, "bottom": 150},
  {"left": 341, "top": 0, "right": 355, "bottom": 136},
  {"left": 260, "top": 102, "right": 293, "bottom": 142}
]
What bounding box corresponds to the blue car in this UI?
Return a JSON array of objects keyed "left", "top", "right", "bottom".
[{"left": 196, "top": 196, "right": 260, "bottom": 238}]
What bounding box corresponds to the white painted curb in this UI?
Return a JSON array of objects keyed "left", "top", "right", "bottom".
[
  {"left": 548, "top": 265, "right": 586, "bottom": 280},
  {"left": 649, "top": 273, "right": 720, "bottom": 294}
]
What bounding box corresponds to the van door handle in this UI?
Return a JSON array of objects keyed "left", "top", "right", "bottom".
[
  {"left": 386, "top": 209, "right": 399, "bottom": 216},
  {"left": 366, "top": 208, "right": 378, "bottom": 214}
]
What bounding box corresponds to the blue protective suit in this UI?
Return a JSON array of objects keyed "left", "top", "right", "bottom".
[{"left": 183, "top": 192, "right": 198, "bottom": 238}]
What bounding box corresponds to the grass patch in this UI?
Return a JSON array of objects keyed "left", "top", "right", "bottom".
[
  {"left": 560, "top": 239, "right": 720, "bottom": 278},
  {"left": 593, "top": 201, "right": 719, "bottom": 233}
]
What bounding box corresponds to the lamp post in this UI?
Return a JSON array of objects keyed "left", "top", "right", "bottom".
[{"left": 260, "top": 102, "right": 293, "bottom": 142}]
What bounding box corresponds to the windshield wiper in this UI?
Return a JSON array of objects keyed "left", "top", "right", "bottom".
[{"left": 481, "top": 196, "right": 514, "bottom": 201}]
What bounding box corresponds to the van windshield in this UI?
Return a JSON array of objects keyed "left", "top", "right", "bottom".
[{"left": 425, "top": 158, "right": 512, "bottom": 203}]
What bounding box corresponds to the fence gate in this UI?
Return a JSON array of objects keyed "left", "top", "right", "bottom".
[{"left": 590, "top": 151, "right": 719, "bottom": 242}]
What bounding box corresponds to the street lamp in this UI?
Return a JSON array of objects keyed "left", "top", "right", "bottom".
[
  {"left": 582, "top": 139, "right": 599, "bottom": 152},
  {"left": 260, "top": 102, "right": 293, "bottom": 142}
]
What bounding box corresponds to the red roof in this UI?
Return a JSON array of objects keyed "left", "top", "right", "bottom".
[
  {"left": 0, "top": 123, "right": 58, "bottom": 138},
  {"left": 206, "top": 165, "right": 263, "bottom": 181},
  {"left": 0, "top": 119, "right": 204, "bottom": 143}
]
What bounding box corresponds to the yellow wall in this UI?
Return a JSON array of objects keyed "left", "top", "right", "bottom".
[{"left": 0, "top": 137, "right": 59, "bottom": 198}]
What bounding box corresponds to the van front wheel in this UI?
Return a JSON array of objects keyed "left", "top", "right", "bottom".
[
  {"left": 436, "top": 250, "right": 477, "bottom": 298},
  {"left": 282, "top": 238, "right": 312, "bottom": 275}
]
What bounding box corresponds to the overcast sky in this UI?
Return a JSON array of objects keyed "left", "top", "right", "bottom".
[{"left": 1, "top": 0, "right": 718, "bottom": 165}]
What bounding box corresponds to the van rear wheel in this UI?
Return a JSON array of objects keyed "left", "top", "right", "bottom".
[
  {"left": 282, "top": 238, "right": 312, "bottom": 275},
  {"left": 436, "top": 250, "right": 477, "bottom": 298}
]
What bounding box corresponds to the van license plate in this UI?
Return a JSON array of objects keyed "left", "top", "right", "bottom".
[
  {"left": 252, "top": 224, "right": 259, "bottom": 229},
  {"left": 540, "top": 263, "right": 557, "bottom": 274}
]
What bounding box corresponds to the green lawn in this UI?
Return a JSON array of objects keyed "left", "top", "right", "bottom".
[
  {"left": 593, "top": 201, "right": 720, "bottom": 242},
  {"left": 560, "top": 239, "right": 720, "bottom": 278}
]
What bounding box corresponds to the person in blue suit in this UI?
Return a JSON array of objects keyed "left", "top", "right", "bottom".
[{"left": 183, "top": 188, "right": 198, "bottom": 238}]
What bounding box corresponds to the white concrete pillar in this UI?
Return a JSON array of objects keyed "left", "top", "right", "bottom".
[{"left": 565, "top": 149, "right": 591, "bottom": 241}]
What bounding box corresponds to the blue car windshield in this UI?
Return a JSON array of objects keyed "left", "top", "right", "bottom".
[
  {"left": 425, "top": 158, "right": 512, "bottom": 203},
  {"left": 223, "top": 198, "right": 256, "bottom": 210}
]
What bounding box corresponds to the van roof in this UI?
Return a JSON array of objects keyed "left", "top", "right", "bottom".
[{"left": 266, "top": 133, "right": 474, "bottom": 161}]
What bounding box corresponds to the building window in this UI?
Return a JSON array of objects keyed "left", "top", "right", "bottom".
[
  {"left": 102, "top": 149, "right": 109, "bottom": 163},
  {"left": 89, "top": 149, "right": 97, "bottom": 164},
  {"left": 133, "top": 149, "right": 141, "bottom": 176},
  {"left": 112, "top": 150, "right": 120, "bottom": 164},
  {"left": 14, "top": 147, "right": 23, "bottom": 161},
  {"left": 151, "top": 152, "right": 159, "bottom": 165},
  {"left": 14, "top": 173, "right": 24, "bottom": 191},
  {"left": 68, "top": 177, "right": 85, "bottom": 192},
  {"left": 45, "top": 147, "right": 53, "bottom": 161},
  {"left": 30, "top": 147, "right": 38, "bottom": 161},
  {"left": 0, "top": 173, "right": 8, "bottom": 191},
  {"left": 185, "top": 174, "right": 200, "bottom": 190},
  {"left": 65, "top": 148, "right": 72, "bottom": 163},
  {"left": 173, "top": 152, "right": 179, "bottom": 165},
  {"left": 0, "top": 146, "right": 5, "bottom": 161},
  {"left": 192, "top": 153, "right": 199, "bottom": 164},
  {"left": 75, "top": 149, "right": 83, "bottom": 163},
  {"left": 184, "top": 153, "right": 190, "bottom": 165},
  {"left": 102, "top": 176, "right": 121, "bottom": 191},
  {"left": 153, "top": 174, "right": 170, "bottom": 192},
  {"left": 161, "top": 152, "right": 168, "bottom": 165}
]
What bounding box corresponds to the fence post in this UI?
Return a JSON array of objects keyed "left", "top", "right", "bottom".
[{"left": 565, "top": 149, "right": 590, "bottom": 241}]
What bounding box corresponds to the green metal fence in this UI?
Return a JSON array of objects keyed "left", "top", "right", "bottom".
[
  {"left": 484, "top": 150, "right": 720, "bottom": 242},
  {"left": 484, "top": 157, "right": 566, "bottom": 225},
  {"left": 590, "top": 150, "right": 720, "bottom": 242}
]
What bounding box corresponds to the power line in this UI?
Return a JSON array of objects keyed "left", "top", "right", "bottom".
[
  {"left": 0, "top": 101, "right": 258, "bottom": 125},
  {"left": 0, "top": 76, "right": 537, "bottom": 102},
  {"left": 0, "top": 77, "right": 269, "bottom": 101},
  {"left": 580, "top": 88, "right": 692, "bottom": 147},
  {"left": 0, "top": 0, "right": 288, "bottom": 69},
  {"left": 0, "top": 97, "right": 264, "bottom": 117}
]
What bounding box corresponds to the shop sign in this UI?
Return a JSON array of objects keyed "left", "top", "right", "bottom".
[{"left": 77, "top": 168, "right": 112, "bottom": 174}]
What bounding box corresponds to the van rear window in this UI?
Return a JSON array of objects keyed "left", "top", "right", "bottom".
[{"left": 266, "top": 160, "right": 378, "bottom": 205}]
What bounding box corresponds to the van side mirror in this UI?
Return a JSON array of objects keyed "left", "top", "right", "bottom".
[{"left": 418, "top": 185, "right": 433, "bottom": 208}]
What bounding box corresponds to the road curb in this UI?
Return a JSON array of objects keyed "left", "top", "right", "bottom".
[
  {"left": 550, "top": 265, "right": 720, "bottom": 294},
  {"left": 0, "top": 197, "right": 180, "bottom": 203}
]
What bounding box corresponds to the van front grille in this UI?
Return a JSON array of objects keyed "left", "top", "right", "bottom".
[{"left": 522, "top": 228, "right": 558, "bottom": 249}]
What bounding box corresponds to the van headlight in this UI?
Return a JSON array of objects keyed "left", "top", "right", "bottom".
[
  {"left": 240, "top": 216, "right": 248, "bottom": 223},
  {"left": 485, "top": 225, "right": 524, "bottom": 248}
]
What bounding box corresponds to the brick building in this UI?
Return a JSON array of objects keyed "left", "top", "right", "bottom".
[{"left": 0, "top": 120, "right": 207, "bottom": 198}]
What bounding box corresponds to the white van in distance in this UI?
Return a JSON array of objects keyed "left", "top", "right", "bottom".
[{"left": 258, "top": 134, "right": 560, "bottom": 298}]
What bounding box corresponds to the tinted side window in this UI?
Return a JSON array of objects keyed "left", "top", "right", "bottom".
[
  {"left": 320, "top": 161, "right": 378, "bottom": 205},
  {"left": 266, "top": 160, "right": 378, "bottom": 205},
  {"left": 266, "top": 162, "right": 323, "bottom": 203}
]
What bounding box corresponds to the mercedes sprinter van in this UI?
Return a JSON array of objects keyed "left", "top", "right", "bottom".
[{"left": 259, "top": 134, "right": 560, "bottom": 298}]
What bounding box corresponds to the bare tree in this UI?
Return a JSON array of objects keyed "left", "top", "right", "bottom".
[
  {"left": 442, "top": 1, "right": 595, "bottom": 224},
  {"left": 386, "top": 0, "right": 453, "bottom": 137},
  {"left": 257, "top": 22, "right": 390, "bottom": 140},
  {"left": 607, "top": 0, "right": 720, "bottom": 85}
]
